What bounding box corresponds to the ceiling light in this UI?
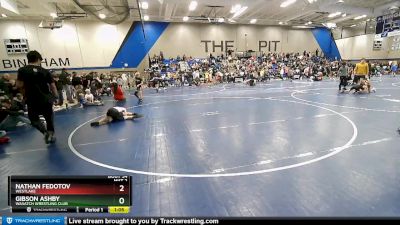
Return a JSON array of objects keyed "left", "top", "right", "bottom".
[
  {"left": 50, "top": 13, "right": 57, "bottom": 18},
  {"left": 141, "top": 1, "right": 149, "bottom": 9},
  {"left": 250, "top": 19, "right": 257, "bottom": 24},
  {"left": 350, "top": 24, "right": 356, "bottom": 27},
  {"left": 281, "top": 0, "right": 297, "bottom": 8},
  {"left": 0, "top": 0, "right": 19, "bottom": 14},
  {"left": 230, "top": 4, "right": 241, "bottom": 13},
  {"left": 189, "top": 1, "right": 197, "bottom": 11},
  {"left": 337, "top": 0, "right": 344, "bottom": 3},
  {"left": 307, "top": 21, "right": 312, "bottom": 25},
  {"left": 143, "top": 15, "right": 149, "bottom": 21},
  {"left": 99, "top": 13, "right": 106, "bottom": 19},
  {"left": 354, "top": 15, "right": 367, "bottom": 20},
  {"left": 218, "top": 18, "right": 224, "bottom": 23},
  {"left": 366, "top": 19, "right": 370, "bottom": 22},
  {"left": 342, "top": 13, "right": 347, "bottom": 17},
  {"left": 328, "top": 12, "right": 341, "bottom": 18},
  {"left": 323, "top": 22, "right": 337, "bottom": 28},
  {"left": 293, "top": 25, "right": 314, "bottom": 29},
  {"left": 183, "top": 16, "right": 189, "bottom": 21},
  {"left": 1, "top": 13, "right": 7, "bottom": 18},
  {"left": 279, "top": 21, "right": 284, "bottom": 25},
  {"left": 307, "top": 0, "right": 317, "bottom": 3},
  {"left": 232, "top": 6, "right": 248, "bottom": 18},
  {"left": 228, "top": 19, "right": 236, "bottom": 23}
]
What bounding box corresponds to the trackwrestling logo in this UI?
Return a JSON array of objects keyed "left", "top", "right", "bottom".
[{"left": 2, "top": 216, "right": 64, "bottom": 225}]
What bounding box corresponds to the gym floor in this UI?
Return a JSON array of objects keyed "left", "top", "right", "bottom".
[{"left": 1, "top": 77, "right": 400, "bottom": 217}]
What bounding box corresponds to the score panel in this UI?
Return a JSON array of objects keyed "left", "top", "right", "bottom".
[{"left": 8, "top": 176, "right": 131, "bottom": 213}]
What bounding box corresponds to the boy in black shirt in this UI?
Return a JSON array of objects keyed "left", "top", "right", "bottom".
[{"left": 16, "top": 51, "right": 59, "bottom": 144}]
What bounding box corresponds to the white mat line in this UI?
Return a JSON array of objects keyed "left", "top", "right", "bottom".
[
  {"left": 212, "top": 138, "right": 392, "bottom": 174},
  {"left": 4, "top": 139, "right": 128, "bottom": 155}
]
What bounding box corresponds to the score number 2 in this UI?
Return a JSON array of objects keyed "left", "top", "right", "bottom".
[{"left": 119, "top": 185, "right": 125, "bottom": 205}]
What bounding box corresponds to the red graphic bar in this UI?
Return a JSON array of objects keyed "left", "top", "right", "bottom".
[{"left": 20, "top": 184, "right": 129, "bottom": 195}]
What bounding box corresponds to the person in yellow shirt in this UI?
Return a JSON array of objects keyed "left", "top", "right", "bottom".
[{"left": 353, "top": 58, "right": 369, "bottom": 84}]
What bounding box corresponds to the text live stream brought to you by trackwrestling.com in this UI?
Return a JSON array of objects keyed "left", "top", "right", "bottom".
[{"left": 0, "top": 217, "right": 224, "bottom": 225}]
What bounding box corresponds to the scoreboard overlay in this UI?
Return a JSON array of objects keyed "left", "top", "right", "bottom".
[{"left": 8, "top": 176, "right": 131, "bottom": 213}]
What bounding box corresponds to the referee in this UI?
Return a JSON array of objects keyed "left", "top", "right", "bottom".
[
  {"left": 353, "top": 58, "right": 369, "bottom": 84},
  {"left": 16, "top": 50, "right": 59, "bottom": 144}
]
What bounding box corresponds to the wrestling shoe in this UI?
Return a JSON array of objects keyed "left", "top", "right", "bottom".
[
  {"left": 48, "top": 135, "right": 56, "bottom": 144},
  {"left": 44, "top": 132, "right": 50, "bottom": 144},
  {"left": 44, "top": 132, "right": 56, "bottom": 144},
  {"left": 133, "top": 113, "right": 144, "bottom": 119}
]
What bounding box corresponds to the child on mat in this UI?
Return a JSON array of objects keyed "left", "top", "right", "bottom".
[
  {"left": 0, "top": 130, "right": 10, "bottom": 144},
  {"left": 244, "top": 78, "right": 256, "bottom": 86},
  {"left": 349, "top": 80, "right": 366, "bottom": 93},
  {"left": 90, "top": 107, "right": 143, "bottom": 127},
  {"left": 83, "top": 89, "right": 104, "bottom": 106},
  {"left": 349, "top": 80, "right": 375, "bottom": 94}
]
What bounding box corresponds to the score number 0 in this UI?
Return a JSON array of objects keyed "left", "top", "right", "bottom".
[{"left": 119, "top": 185, "right": 125, "bottom": 205}]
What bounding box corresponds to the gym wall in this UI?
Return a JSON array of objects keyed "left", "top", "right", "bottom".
[
  {"left": 0, "top": 20, "right": 131, "bottom": 72},
  {"left": 0, "top": 20, "right": 330, "bottom": 73},
  {"left": 335, "top": 34, "right": 400, "bottom": 60},
  {"left": 147, "top": 23, "right": 321, "bottom": 57}
]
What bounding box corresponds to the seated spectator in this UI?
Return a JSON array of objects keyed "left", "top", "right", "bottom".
[
  {"left": 0, "top": 74, "right": 13, "bottom": 97},
  {"left": 82, "top": 89, "right": 103, "bottom": 107},
  {"left": 13, "top": 93, "right": 26, "bottom": 112},
  {"left": 0, "top": 98, "right": 30, "bottom": 131},
  {"left": 0, "top": 130, "right": 10, "bottom": 144}
]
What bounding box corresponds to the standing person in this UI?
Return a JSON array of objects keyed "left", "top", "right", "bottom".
[
  {"left": 16, "top": 51, "right": 58, "bottom": 144},
  {"left": 121, "top": 73, "right": 128, "bottom": 90},
  {"left": 112, "top": 82, "right": 126, "bottom": 102},
  {"left": 391, "top": 62, "right": 398, "bottom": 77},
  {"left": 117, "top": 75, "right": 124, "bottom": 87},
  {"left": 133, "top": 72, "right": 143, "bottom": 104},
  {"left": 353, "top": 58, "right": 369, "bottom": 84},
  {"left": 59, "top": 68, "right": 74, "bottom": 104},
  {"left": 338, "top": 61, "right": 349, "bottom": 92},
  {"left": 367, "top": 60, "right": 372, "bottom": 79},
  {"left": 85, "top": 72, "right": 93, "bottom": 89},
  {"left": 53, "top": 72, "right": 64, "bottom": 106},
  {"left": 72, "top": 72, "right": 83, "bottom": 90}
]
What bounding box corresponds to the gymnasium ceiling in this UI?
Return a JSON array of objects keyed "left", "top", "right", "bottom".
[{"left": 0, "top": 0, "right": 399, "bottom": 29}]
